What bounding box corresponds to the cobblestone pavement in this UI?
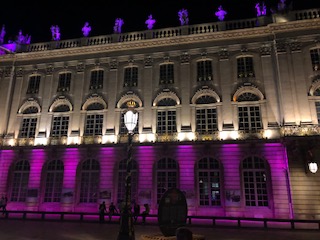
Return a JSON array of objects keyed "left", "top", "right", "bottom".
[{"left": 0, "top": 220, "right": 320, "bottom": 240}]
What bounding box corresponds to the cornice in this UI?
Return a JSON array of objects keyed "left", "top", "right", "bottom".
[{"left": 2, "top": 18, "right": 319, "bottom": 63}]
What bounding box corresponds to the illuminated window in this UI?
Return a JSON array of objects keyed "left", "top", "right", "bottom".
[
  {"left": 19, "top": 106, "right": 39, "bottom": 138},
  {"left": 79, "top": 159, "right": 100, "bottom": 203},
  {"left": 27, "top": 75, "right": 41, "bottom": 94},
  {"left": 237, "top": 57, "right": 255, "bottom": 78},
  {"left": 117, "top": 159, "right": 138, "bottom": 204},
  {"left": 195, "top": 95, "right": 218, "bottom": 134},
  {"left": 10, "top": 160, "right": 30, "bottom": 202},
  {"left": 242, "top": 156, "right": 269, "bottom": 207},
  {"left": 84, "top": 102, "right": 104, "bottom": 136},
  {"left": 156, "top": 158, "right": 178, "bottom": 204},
  {"left": 123, "top": 67, "right": 138, "bottom": 87},
  {"left": 310, "top": 48, "right": 320, "bottom": 71},
  {"left": 44, "top": 160, "right": 64, "bottom": 202},
  {"left": 159, "top": 64, "right": 174, "bottom": 85},
  {"left": 197, "top": 157, "right": 221, "bottom": 206},
  {"left": 197, "top": 60, "right": 213, "bottom": 81},
  {"left": 51, "top": 104, "right": 70, "bottom": 137},
  {"left": 90, "top": 70, "right": 104, "bottom": 90},
  {"left": 237, "top": 93, "right": 262, "bottom": 131},
  {"left": 156, "top": 98, "right": 177, "bottom": 134},
  {"left": 57, "top": 72, "right": 71, "bottom": 92}
]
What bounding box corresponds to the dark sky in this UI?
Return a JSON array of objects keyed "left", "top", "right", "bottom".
[{"left": 0, "top": 0, "right": 318, "bottom": 43}]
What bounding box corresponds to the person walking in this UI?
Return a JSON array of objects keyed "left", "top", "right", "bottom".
[
  {"left": 108, "top": 202, "right": 118, "bottom": 222},
  {"left": 98, "top": 201, "right": 107, "bottom": 223},
  {"left": 133, "top": 202, "right": 140, "bottom": 223},
  {"left": 141, "top": 203, "right": 150, "bottom": 224}
]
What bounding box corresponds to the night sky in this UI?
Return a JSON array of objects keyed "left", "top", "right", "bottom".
[{"left": 0, "top": 0, "right": 318, "bottom": 43}]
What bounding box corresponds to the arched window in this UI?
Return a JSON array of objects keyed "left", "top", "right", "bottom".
[
  {"left": 79, "top": 159, "right": 100, "bottom": 203},
  {"left": 84, "top": 103, "right": 104, "bottom": 136},
  {"left": 156, "top": 98, "right": 177, "bottom": 134},
  {"left": 242, "top": 156, "right": 269, "bottom": 207},
  {"left": 44, "top": 160, "right": 64, "bottom": 202},
  {"left": 51, "top": 104, "right": 70, "bottom": 137},
  {"left": 10, "top": 160, "right": 30, "bottom": 202},
  {"left": 156, "top": 158, "right": 178, "bottom": 204},
  {"left": 197, "top": 157, "right": 221, "bottom": 206},
  {"left": 19, "top": 106, "right": 39, "bottom": 138},
  {"left": 237, "top": 93, "right": 262, "bottom": 131},
  {"left": 117, "top": 159, "right": 138, "bottom": 204},
  {"left": 195, "top": 95, "right": 218, "bottom": 134}
]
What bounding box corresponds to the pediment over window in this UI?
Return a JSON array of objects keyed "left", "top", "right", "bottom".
[
  {"left": 82, "top": 94, "right": 107, "bottom": 110},
  {"left": 153, "top": 90, "right": 180, "bottom": 106},
  {"left": 18, "top": 98, "right": 41, "bottom": 114},
  {"left": 233, "top": 86, "right": 264, "bottom": 102},
  {"left": 49, "top": 96, "right": 73, "bottom": 112},
  {"left": 191, "top": 88, "right": 220, "bottom": 104},
  {"left": 117, "top": 92, "right": 142, "bottom": 108}
]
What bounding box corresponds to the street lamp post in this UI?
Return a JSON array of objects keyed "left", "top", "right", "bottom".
[{"left": 117, "top": 101, "right": 138, "bottom": 240}]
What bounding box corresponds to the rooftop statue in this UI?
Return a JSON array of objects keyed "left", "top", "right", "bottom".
[
  {"left": 82, "top": 22, "right": 91, "bottom": 37},
  {"left": 0, "top": 25, "right": 6, "bottom": 44},
  {"left": 215, "top": 5, "right": 227, "bottom": 21},
  {"left": 278, "top": 0, "right": 286, "bottom": 11},
  {"left": 255, "top": 2, "right": 267, "bottom": 17},
  {"left": 16, "top": 30, "right": 31, "bottom": 44},
  {"left": 178, "top": 9, "right": 189, "bottom": 26},
  {"left": 145, "top": 14, "right": 156, "bottom": 30},
  {"left": 50, "top": 25, "right": 61, "bottom": 41},
  {"left": 113, "top": 18, "right": 124, "bottom": 34}
]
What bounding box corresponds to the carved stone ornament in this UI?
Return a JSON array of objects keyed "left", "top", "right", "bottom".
[
  {"left": 16, "top": 68, "right": 24, "bottom": 77},
  {"left": 289, "top": 41, "right": 301, "bottom": 52},
  {"left": 144, "top": 56, "right": 153, "bottom": 67},
  {"left": 260, "top": 44, "right": 271, "bottom": 56},
  {"left": 275, "top": 41, "right": 287, "bottom": 53},
  {"left": 218, "top": 49, "right": 229, "bottom": 60},
  {"left": 180, "top": 52, "right": 190, "bottom": 64},
  {"left": 110, "top": 59, "right": 118, "bottom": 70},
  {"left": 46, "top": 65, "right": 54, "bottom": 75},
  {"left": 76, "top": 62, "right": 85, "bottom": 72}
]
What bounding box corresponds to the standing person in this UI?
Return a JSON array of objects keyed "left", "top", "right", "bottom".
[
  {"left": 108, "top": 202, "right": 118, "bottom": 221},
  {"left": 141, "top": 203, "right": 150, "bottom": 224},
  {"left": 175, "top": 227, "right": 193, "bottom": 240},
  {"left": 1, "top": 195, "right": 7, "bottom": 215},
  {"left": 133, "top": 202, "right": 140, "bottom": 223},
  {"left": 98, "top": 201, "right": 107, "bottom": 223}
]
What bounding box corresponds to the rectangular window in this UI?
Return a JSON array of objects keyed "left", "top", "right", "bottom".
[
  {"left": 11, "top": 172, "right": 29, "bottom": 202},
  {"left": 124, "top": 67, "right": 138, "bottom": 87},
  {"left": 44, "top": 171, "right": 63, "bottom": 202},
  {"left": 51, "top": 116, "right": 69, "bottom": 137},
  {"left": 27, "top": 75, "right": 41, "bottom": 94},
  {"left": 237, "top": 57, "right": 255, "bottom": 78},
  {"left": 244, "top": 171, "right": 268, "bottom": 206},
  {"left": 90, "top": 70, "right": 104, "bottom": 90},
  {"left": 238, "top": 106, "right": 262, "bottom": 131},
  {"left": 310, "top": 49, "right": 320, "bottom": 71},
  {"left": 159, "top": 64, "right": 174, "bottom": 85},
  {"left": 196, "top": 108, "right": 217, "bottom": 134},
  {"left": 85, "top": 114, "right": 103, "bottom": 136},
  {"left": 19, "top": 118, "right": 37, "bottom": 138},
  {"left": 157, "top": 110, "right": 176, "bottom": 134},
  {"left": 197, "top": 60, "right": 213, "bottom": 81},
  {"left": 80, "top": 171, "right": 99, "bottom": 203},
  {"left": 57, "top": 73, "right": 71, "bottom": 92}
]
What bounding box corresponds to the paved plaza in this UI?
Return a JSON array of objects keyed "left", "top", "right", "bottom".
[{"left": 0, "top": 219, "right": 320, "bottom": 240}]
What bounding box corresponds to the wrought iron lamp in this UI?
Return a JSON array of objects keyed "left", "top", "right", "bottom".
[{"left": 117, "top": 100, "right": 138, "bottom": 240}]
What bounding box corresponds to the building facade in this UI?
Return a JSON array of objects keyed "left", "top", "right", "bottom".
[{"left": 0, "top": 8, "right": 320, "bottom": 220}]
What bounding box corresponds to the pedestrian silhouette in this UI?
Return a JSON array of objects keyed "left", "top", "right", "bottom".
[
  {"left": 108, "top": 202, "right": 118, "bottom": 221},
  {"left": 141, "top": 203, "right": 150, "bottom": 224},
  {"left": 98, "top": 201, "right": 107, "bottom": 223},
  {"left": 133, "top": 202, "right": 140, "bottom": 223}
]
